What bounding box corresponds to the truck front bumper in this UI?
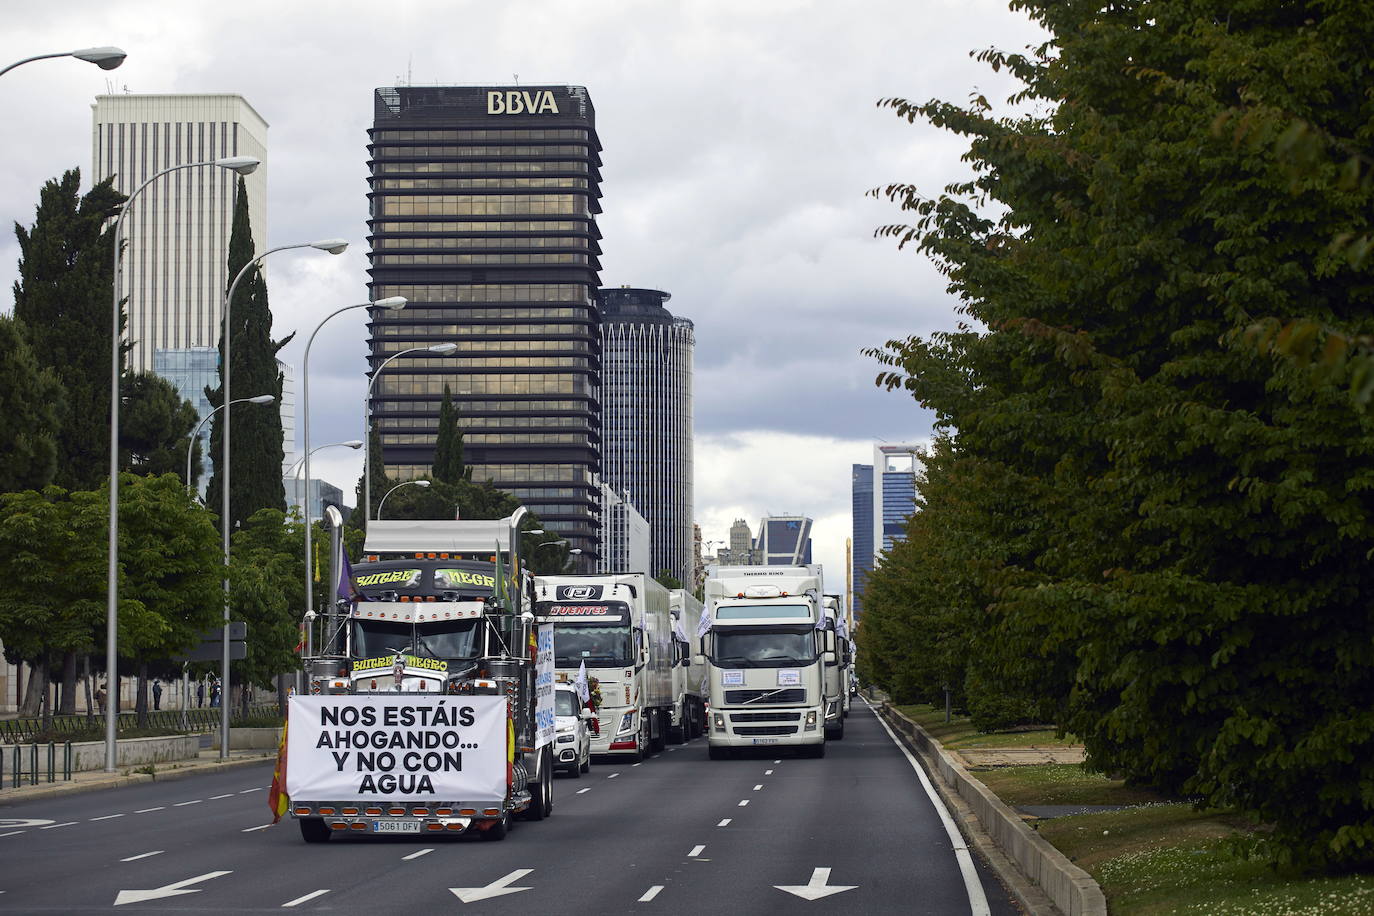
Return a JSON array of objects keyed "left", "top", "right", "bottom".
[{"left": 707, "top": 704, "right": 824, "bottom": 747}]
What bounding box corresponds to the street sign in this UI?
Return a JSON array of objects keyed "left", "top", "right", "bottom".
[{"left": 169, "top": 622, "right": 248, "bottom": 663}]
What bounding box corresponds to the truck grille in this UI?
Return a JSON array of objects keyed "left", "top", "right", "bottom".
[
  {"left": 733, "top": 725, "right": 799, "bottom": 736},
  {"left": 730, "top": 712, "right": 800, "bottom": 723},
  {"left": 724, "top": 688, "right": 805, "bottom": 705}
]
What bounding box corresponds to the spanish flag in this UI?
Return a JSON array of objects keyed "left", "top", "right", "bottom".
[{"left": 268, "top": 709, "right": 289, "bottom": 824}]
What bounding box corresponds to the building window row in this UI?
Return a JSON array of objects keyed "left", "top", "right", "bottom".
[
  {"left": 375, "top": 177, "right": 589, "bottom": 191},
  {"left": 371, "top": 220, "right": 588, "bottom": 234},
  {"left": 378, "top": 373, "right": 589, "bottom": 396},
  {"left": 372, "top": 336, "right": 590, "bottom": 353},
  {"left": 375, "top": 160, "right": 589, "bottom": 175},
  {"left": 374, "top": 284, "right": 591, "bottom": 304},
  {"left": 374, "top": 355, "right": 592, "bottom": 369},
  {"left": 372, "top": 128, "right": 589, "bottom": 141},
  {"left": 375, "top": 324, "right": 589, "bottom": 339},
  {"left": 372, "top": 252, "right": 588, "bottom": 266},
  {"left": 382, "top": 432, "right": 590, "bottom": 447},
  {"left": 376, "top": 194, "right": 585, "bottom": 218},
  {"left": 509, "top": 487, "right": 585, "bottom": 500},
  {"left": 376, "top": 398, "right": 593, "bottom": 413},
  {"left": 466, "top": 464, "right": 593, "bottom": 484},
  {"left": 374, "top": 236, "right": 590, "bottom": 251},
  {"left": 378, "top": 415, "right": 591, "bottom": 430},
  {"left": 374, "top": 144, "right": 591, "bottom": 159}
]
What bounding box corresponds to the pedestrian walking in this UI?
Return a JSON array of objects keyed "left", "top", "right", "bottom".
[
  {"left": 152, "top": 679, "right": 163, "bottom": 710},
  {"left": 210, "top": 678, "right": 221, "bottom": 708},
  {"left": 196, "top": 681, "right": 205, "bottom": 708},
  {"left": 95, "top": 683, "right": 107, "bottom": 714}
]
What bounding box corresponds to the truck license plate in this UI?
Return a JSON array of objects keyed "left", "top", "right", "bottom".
[
  {"left": 751, "top": 738, "right": 780, "bottom": 745},
  {"left": 372, "top": 820, "right": 422, "bottom": 833}
]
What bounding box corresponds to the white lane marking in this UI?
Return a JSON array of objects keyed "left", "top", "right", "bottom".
[
  {"left": 242, "top": 824, "right": 273, "bottom": 832},
  {"left": 210, "top": 794, "right": 234, "bottom": 800},
  {"left": 774, "top": 866, "right": 858, "bottom": 901},
  {"left": 114, "top": 870, "right": 231, "bottom": 907},
  {"left": 450, "top": 868, "right": 534, "bottom": 903},
  {"left": 607, "top": 773, "right": 619, "bottom": 779},
  {"left": 866, "top": 698, "right": 991, "bottom": 916},
  {"left": 239, "top": 787, "right": 264, "bottom": 793},
  {"left": 402, "top": 848, "right": 433, "bottom": 861},
  {"left": 753, "top": 784, "right": 763, "bottom": 790},
  {"left": 577, "top": 788, "right": 591, "bottom": 794},
  {"left": 717, "top": 819, "right": 731, "bottom": 827},
  {"left": 632, "top": 762, "right": 642, "bottom": 767},
  {"left": 638, "top": 886, "right": 663, "bottom": 902},
  {"left": 774, "top": 759, "right": 782, "bottom": 764},
  {"left": 41, "top": 821, "right": 78, "bottom": 829},
  {"left": 765, "top": 769, "right": 774, "bottom": 775},
  {"left": 688, "top": 845, "right": 705, "bottom": 857},
  {"left": 90, "top": 814, "right": 125, "bottom": 822},
  {"left": 173, "top": 800, "right": 202, "bottom": 807},
  {"left": 282, "top": 889, "right": 330, "bottom": 908},
  {"left": 737, "top": 799, "right": 749, "bottom": 807},
  {"left": 121, "top": 851, "right": 163, "bottom": 862},
  {"left": 134, "top": 807, "right": 165, "bottom": 813},
  {"left": 0, "top": 831, "right": 25, "bottom": 838}
]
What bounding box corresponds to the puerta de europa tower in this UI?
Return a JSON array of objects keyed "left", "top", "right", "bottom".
[{"left": 366, "top": 86, "right": 604, "bottom": 559}]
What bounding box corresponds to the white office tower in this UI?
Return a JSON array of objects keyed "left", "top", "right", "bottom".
[
  {"left": 279, "top": 358, "right": 296, "bottom": 476},
  {"left": 596, "top": 482, "right": 652, "bottom": 575},
  {"left": 91, "top": 94, "right": 268, "bottom": 372},
  {"left": 597, "top": 286, "right": 694, "bottom": 585}
]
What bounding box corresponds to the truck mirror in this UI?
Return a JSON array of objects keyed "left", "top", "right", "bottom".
[
  {"left": 692, "top": 654, "right": 706, "bottom": 666},
  {"left": 821, "top": 650, "right": 837, "bottom": 664},
  {"left": 823, "top": 630, "right": 836, "bottom": 653}
]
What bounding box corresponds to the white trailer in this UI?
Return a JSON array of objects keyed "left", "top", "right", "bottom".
[
  {"left": 820, "top": 595, "right": 850, "bottom": 737},
  {"left": 535, "top": 574, "right": 673, "bottom": 762},
  {"left": 700, "top": 565, "right": 833, "bottom": 758},
  {"left": 668, "top": 589, "right": 706, "bottom": 743}
]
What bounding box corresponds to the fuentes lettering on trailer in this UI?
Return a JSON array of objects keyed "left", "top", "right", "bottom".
[{"left": 286, "top": 696, "right": 507, "bottom": 801}]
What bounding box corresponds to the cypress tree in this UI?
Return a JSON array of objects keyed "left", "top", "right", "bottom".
[
  {"left": 0, "top": 315, "right": 64, "bottom": 493},
  {"left": 432, "top": 385, "right": 468, "bottom": 484},
  {"left": 12, "top": 170, "right": 125, "bottom": 490},
  {"left": 205, "top": 177, "right": 291, "bottom": 531}
]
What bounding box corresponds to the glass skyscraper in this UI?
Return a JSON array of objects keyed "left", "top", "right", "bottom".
[
  {"left": 757, "top": 516, "right": 814, "bottom": 567},
  {"left": 851, "top": 463, "right": 874, "bottom": 619},
  {"left": 366, "top": 86, "right": 604, "bottom": 558},
  {"left": 597, "top": 286, "right": 694, "bottom": 583}
]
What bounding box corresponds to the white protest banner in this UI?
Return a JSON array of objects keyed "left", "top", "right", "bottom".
[
  {"left": 286, "top": 695, "right": 506, "bottom": 803},
  {"left": 534, "top": 623, "right": 555, "bottom": 749}
]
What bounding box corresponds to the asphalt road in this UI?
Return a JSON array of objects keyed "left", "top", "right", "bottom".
[{"left": 0, "top": 701, "right": 1019, "bottom": 915}]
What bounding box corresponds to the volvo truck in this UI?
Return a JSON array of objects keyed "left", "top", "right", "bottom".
[
  {"left": 286, "top": 510, "right": 555, "bottom": 843},
  {"left": 669, "top": 589, "right": 706, "bottom": 743},
  {"left": 700, "top": 565, "right": 833, "bottom": 759},
  {"left": 535, "top": 574, "right": 673, "bottom": 762}
]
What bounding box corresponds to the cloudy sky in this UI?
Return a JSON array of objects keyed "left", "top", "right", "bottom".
[{"left": 1, "top": 0, "right": 1045, "bottom": 593}]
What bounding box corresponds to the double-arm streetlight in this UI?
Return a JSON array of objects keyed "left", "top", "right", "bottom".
[
  {"left": 286, "top": 440, "right": 364, "bottom": 483},
  {"left": 105, "top": 154, "right": 260, "bottom": 773},
  {"left": 376, "top": 480, "right": 430, "bottom": 519},
  {"left": 302, "top": 297, "right": 407, "bottom": 633},
  {"left": 218, "top": 239, "right": 346, "bottom": 759},
  {"left": 1, "top": 46, "right": 126, "bottom": 78},
  {"left": 363, "top": 342, "right": 458, "bottom": 521},
  {"left": 184, "top": 395, "right": 275, "bottom": 494}
]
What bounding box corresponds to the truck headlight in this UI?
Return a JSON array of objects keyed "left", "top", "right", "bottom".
[
  {"left": 713, "top": 713, "right": 725, "bottom": 732},
  {"left": 804, "top": 710, "right": 818, "bottom": 731},
  {"left": 618, "top": 712, "right": 636, "bottom": 735}
]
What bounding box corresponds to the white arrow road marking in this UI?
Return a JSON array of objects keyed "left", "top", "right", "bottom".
[
  {"left": 638, "top": 886, "right": 663, "bottom": 902},
  {"left": 0, "top": 819, "right": 53, "bottom": 829},
  {"left": 774, "top": 867, "right": 858, "bottom": 901},
  {"left": 114, "top": 870, "right": 231, "bottom": 906},
  {"left": 0, "top": 831, "right": 25, "bottom": 838},
  {"left": 450, "top": 869, "right": 534, "bottom": 904},
  {"left": 120, "top": 851, "right": 163, "bottom": 862},
  {"left": 282, "top": 889, "right": 330, "bottom": 907}
]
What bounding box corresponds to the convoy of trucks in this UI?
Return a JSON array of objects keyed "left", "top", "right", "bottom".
[{"left": 280, "top": 516, "right": 849, "bottom": 841}]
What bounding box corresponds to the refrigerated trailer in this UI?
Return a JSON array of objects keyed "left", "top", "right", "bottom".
[{"left": 669, "top": 588, "right": 706, "bottom": 743}]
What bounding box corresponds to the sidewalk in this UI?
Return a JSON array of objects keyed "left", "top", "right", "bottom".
[{"left": 0, "top": 747, "right": 276, "bottom": 806}]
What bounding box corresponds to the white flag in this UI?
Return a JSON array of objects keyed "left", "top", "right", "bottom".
[
  {"left": 696, "top": 608, "right": 712, "bottom": 638},
  {"left": 575, "top": 659, "right": 590, "bottom": 705},
  {"left": 837, "top": 615, "right": 849, "bottom": 640},
  {"left": 673, "top": 615, "right": 688, "bottom": 643}
]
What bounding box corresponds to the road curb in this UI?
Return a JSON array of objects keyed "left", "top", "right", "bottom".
[
  {"left": 0, "top": 753, "right": 274, "bottom": 807},
  {"left": 873, "top": 699, "right": 1107, "bottom": 916}
]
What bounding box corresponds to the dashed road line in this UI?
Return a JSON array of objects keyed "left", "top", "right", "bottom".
[
  {"left": 632, "top": 762, "right": 642, "bottom": 767},
  {"left": 638, "top": 886, "right": 663, "bottom": 902},
  {"left": 90, "top": 814, "right": 125, "bottom": 822},
  {"left": 774, "top": 759, "right": 782, "bottom": 764},
  {"left": 121, "top": 851, "right": 163, "bottom": 862},
  {"left": 688, "top": 845, "right": 705, "bottom": 857},
  {"left": 717, "top": 819, "right": 731, "bottom": 827},
  {"left": 173, "top": 799, "right": 203, "bottom": 807},
  {"left": 753, "top": 784, "right": 763, "bottom": 790},
  {"left": 0, "top": 831, "right": 24, "bottom": 838},
  {"left": 765, "top": 769, "right": 773, "bottom": 775},
  {"left": 210, "top": 794, "right": 234, "bottom": 800},
  {"left": 607, "top": 773, "right": 619, "bottom": 779},
  {"left": 242, "top": 824, "right": 273, "bottom": 833},
  {"left": 239, "top": 787, "right": 264, "bottom": 794},
  {"left": 402, "top": 848, "right": 433, "bottom": 861},
  {"left": 737, "top": 799, "right": 749, "bottom": 807},
  {"left": 282, "top": 889, "right": 330, "bottom": 908},
  {"left": 576, "top": 788, "right": 591, "bottom": 794},
  {"left": 135, "top": 807, "right": 165, "bottom": 813}
]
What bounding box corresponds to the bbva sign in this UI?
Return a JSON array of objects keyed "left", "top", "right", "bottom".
[{"left": 487, "top": 90, "right": 560, "bottom": 115}]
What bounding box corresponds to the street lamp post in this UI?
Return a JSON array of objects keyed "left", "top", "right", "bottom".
[
  {"left": 219, "top": 239, "right": 345, "bottom": 759},
  {"left": 184, "top": 396, "right": 275, "bottom": 495},
  {"left": 364, "top": 342, "right": 458, "bottom": 521},
  {"left": 376, "top": 480, "right": 431, "bottom": 519},
  {"left": 0, "top": 46, "right": 126, "bottom": 78},
  {"left": 302, "top": 297, "right": 407, "bottom": 645},
  {"left": 286, "top": 440, "right": 364, "bottom": 485},
  {"left": 105, "top": 154, "right": 260, "bottom": 774}
]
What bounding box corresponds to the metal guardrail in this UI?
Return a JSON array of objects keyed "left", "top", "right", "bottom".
[
  {"left": 1, "top": 742, "right": 73, "bottom": 788},
  {"left": 0, "top": 704, "right": 281, "bottom": 743}
]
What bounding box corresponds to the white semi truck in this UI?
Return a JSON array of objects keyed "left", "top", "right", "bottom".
[
  {"left": 668, "top": 589, "right": 706, "bottom": 743},
  {"left": 534, "top": 574, "right": 673, "bottom": 762},
  {"left": 700, "top": 565, "right": 833, "bottom": 759},
  {"left": 286, "top": 510, "right": 555, "bottom": 843},
  {"left": 820, "top": 595, "right": 851, "bottom": 737}
]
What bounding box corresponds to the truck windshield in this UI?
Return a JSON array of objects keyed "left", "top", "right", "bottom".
[
  {"left": 711, "top": 626, "right": 818, "bottom": 668},
  {"left": 552, "top": 624, "right": 633, "bottom": 668},
  {"left": 352, "top": 619, "right": 480, "bottom": 661}
]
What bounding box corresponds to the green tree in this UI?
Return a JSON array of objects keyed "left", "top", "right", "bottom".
[
  {"left": 205, "top": 177, "right": 290, "bottom": 533},
  {"left": 869, "top": 0, "right": 1374, "bottom": 867},
  {"left": 0, "top": 315, "right": 64, "bottom": 494},
  {"left": 432, "top": 385, "right": 470, "bottom": 484},
  {"left": 121, "top": 372, "right": 202, "bottom": 480},
  {"left": 11, "top": 170, "right": 125, "bottom": 491},
  {"left": 654, "top": 570, "right": 683, "bottom": 590},
  {"left": 229, "top": 508, "right": 306, "bottom": 710}
]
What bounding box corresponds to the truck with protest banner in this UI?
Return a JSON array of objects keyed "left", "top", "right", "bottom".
[
  {"left": 534, "top": 573, "right": 673, "bottom": 761},
  {"left": 280, "top": 509, "right": 556, "bottom": 843},
  {"left": 698, "top": 565, "right": 832, "bottom": 759}
]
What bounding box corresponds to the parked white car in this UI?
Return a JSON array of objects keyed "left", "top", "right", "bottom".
[{"left": 554, "top": 685, "right": 592, "bottom": 777}]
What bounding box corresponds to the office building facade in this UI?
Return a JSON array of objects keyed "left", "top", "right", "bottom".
[
  {"left": 597, "top": 286, "right": 694, "bottom": 584},
  {"left": 757, "top": 515, "right": 813, "bottom": 566},
  {"left": 597, "top": 483, "right": 651, "bottom": 576},
  {"left": 851, "top": 445, "right": 920, "bottom": 620},
  {"left": 851, "top": 463, "right": 874, "bottom": 619},
  {"left": 366, "top": 85, "right": 604, "bottom": 559},
  {"left": 92, "top": 94, "right": 268, "bottom": 373}
]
